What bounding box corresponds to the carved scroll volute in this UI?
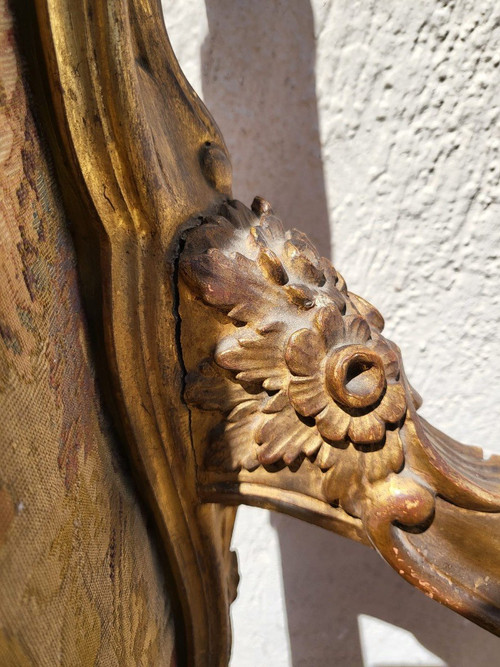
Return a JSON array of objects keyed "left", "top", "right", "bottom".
[
  {"left": 29, "top": 0, "right": 235, "bottom": 664},
  {"left": 179, "top": 197, "right": 500, "bottom": 636}
]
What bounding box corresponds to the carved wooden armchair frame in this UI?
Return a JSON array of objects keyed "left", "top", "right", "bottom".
[{"left": 15, "top": 0, "right": 500, "bottom": 664}]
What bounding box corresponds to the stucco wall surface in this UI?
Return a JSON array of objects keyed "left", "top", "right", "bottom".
[{"left": 163, "top": 2, "right": 500, "bottom": 665}]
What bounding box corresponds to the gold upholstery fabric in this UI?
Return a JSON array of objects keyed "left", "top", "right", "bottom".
[{"left": 0, "top": 3, "right": 176, "bottom": 664}]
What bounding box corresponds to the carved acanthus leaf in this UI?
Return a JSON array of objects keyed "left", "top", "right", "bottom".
[
  {"left": 180, "top": 198, "right": 416, "bottom": 519},
  {"left": 215, "top": 325, "right": 289, "bottom": 391},
  {"left": 180, "top": 197, "right": 500, "bottom": 535}
]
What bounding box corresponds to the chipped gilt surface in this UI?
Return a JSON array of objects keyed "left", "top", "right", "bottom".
[
  {"left": 181, "top": 198, "right": 430, "bottom": 522},
  {"left": 178, "top": 199, "right": 500, "bottom": 639},
  {"left": 29, "top": 0, "right": 500, "bottom": 655}
]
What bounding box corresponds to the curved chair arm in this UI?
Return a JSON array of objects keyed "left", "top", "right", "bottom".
[
  {"left": 28, "top": 0, "right": 500, "bottom": 664},
  {"left": 179, "top": 196, "right": 500, "bottom": 638}
]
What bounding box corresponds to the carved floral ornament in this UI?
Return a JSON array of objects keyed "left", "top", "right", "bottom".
[
  {"left": 179, "top": 199, "right": 500, "bottom": 641},
  {"left": 27, "top": 0, "right": 500, "bottom": 658},
  {"left": 180, "top": 197, "right": 431, "bottom": 521}
]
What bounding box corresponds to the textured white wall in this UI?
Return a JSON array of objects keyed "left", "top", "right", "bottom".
[{"left": 163, "top": 1, "right": 500, "bottom": 665}]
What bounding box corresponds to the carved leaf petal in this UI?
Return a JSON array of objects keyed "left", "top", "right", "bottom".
[
  {"left": 285, "top": 328, "right": 323, "bottom": 376},
  {"left": 259, "top": 213, "right": 285, "bottom": 241},
  {"left": 368, "top": 337, "right": 400, "bottom": 380},
  {"left": 320, "top": 257, "right": 348, "bottom": 295},
  {"left": 182, "top": 219, "right": 234, "bottom": 255},
  {"left": 256, "top": 406, "right": 323, "bottom": 466},
  {"left": 285, "top": 228, "right": 321, "bottom": 263},
  {"left": 284, "top": 283, "right": 316, "bottom": 309},
  {"left": 248, "top": 224, "right": 271, "bottom": 250},
  {"left": 343, "top": 315, "right": 371, "bottom": 344},
  {"left": 324, "top": 431, "right": 403, "bottom": 512},
  {"left": 262, "top": 390, "right": 289, "bottom": 414},
  {"left": 376, "top": 383, "right": 407, "bottom": 423},
  {"left": 257, "top": 247, "right": 288, "bottom": 285},
  {"left": 283, "top": 239, "right": 325, "bottom": 285},
  {"left": 335, "top": 270, "right": 348, "bottom": 294},
  {"left": 347, "top": 412, "right": 385, "bottom": 444},
  {"left": 410, "top": 384, "right": 423, "bottom": 409},
  {"left": 314, "top": 305, "right": 344, "bottom": 349},
  {"left": 205, "top": 399, "right": 262, "bottom": 471},
  {"left": 301, "top": 432, "right": 326, "bottom": 458},
  {"left": 349, "top": 292, "right": 385, "bottom": 332},
  {"left": 215, "top": 328, "right": 289, "bottom": 390},
  {"left": 227, "top": 399, "right": 262, "bottom": 422},
  {"left": 288, "top": 375, "right": 328, "bottom": 417},
  {"left": 356, "top": 429, "right": 404, "bottom": 485},
  {"left": 323, "top": 446, "right": 362, "bottom": 513},
  {"left": 220, "top": 200, "right": 259, "bottom": 229},
  {"left": 315, "top": 442, "right": 343, "bottom": 470},
  {"left": 180, "top": 249, "right": 283, "bottom": 324},
  {"left": 315, "top": 401, "right": 350, "bottom": 442},
  {"left": 185, "top": 366, "right": 264, "bottom": 413}
]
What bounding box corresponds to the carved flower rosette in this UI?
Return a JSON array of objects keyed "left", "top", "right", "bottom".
[{"left": 180, "top": 198, "right": 425, "bottom": 521}]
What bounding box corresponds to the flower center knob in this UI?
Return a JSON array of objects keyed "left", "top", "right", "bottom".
[{"left": 325, "top": 345, "right": 386, "bottom": 409}]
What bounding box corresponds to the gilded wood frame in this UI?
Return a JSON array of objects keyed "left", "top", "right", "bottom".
[{"left": 23, "top": 1, "right": 500, "bottom": 664}]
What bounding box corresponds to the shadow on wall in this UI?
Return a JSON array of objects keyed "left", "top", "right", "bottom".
[
  {"left": 201, "top": 0, "right": 330, "bottom": 255},
  {"left": 201, "top": 2, "right": 500, "bottom": 666},
  {"left": 272, "top": 512, "right": 500, "bottom": 667}
]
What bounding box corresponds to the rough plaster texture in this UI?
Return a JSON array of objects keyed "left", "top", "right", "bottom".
[{"left": 163, "top": 1, "right": 500, "bottom": 665}]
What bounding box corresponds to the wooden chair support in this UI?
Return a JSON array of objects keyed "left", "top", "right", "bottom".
[{"left": 22, "top": 0, "right": 500, "bottom": 664}]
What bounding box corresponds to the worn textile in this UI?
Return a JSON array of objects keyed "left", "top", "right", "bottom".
[{"left": 0, "top": 2, "right": 176, "bottom": 664}]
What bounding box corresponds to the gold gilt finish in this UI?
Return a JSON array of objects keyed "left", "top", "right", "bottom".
[
  {"left": 179, "top": 198, "right": 500, "bottom": 638},
  {"left": 26, "top": 0, "right": 500, "bottom": 663},
  {"left": 31, "top": 0, "right": 235, "bottom": 664}
]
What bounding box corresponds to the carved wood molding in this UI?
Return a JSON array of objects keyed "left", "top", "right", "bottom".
[
  {"left": 28, "top": 0, "right": 235, "bottom": 664},
  {"left": 24, "top": 0, "right": 500, "bottom": 663},
  {"left": 179, "top": 197, "right": 500, "bottom": 636}
]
